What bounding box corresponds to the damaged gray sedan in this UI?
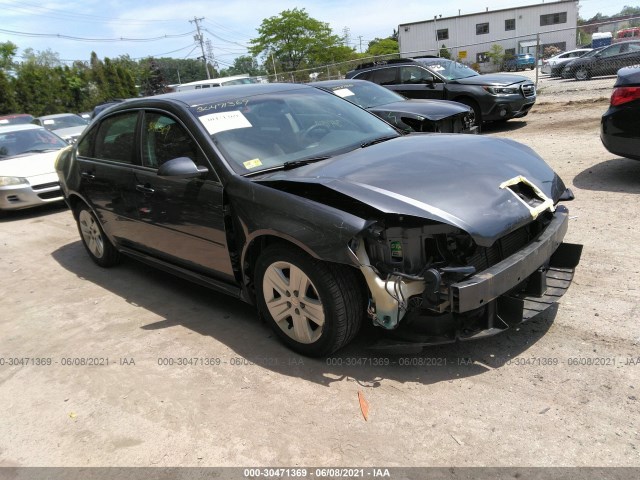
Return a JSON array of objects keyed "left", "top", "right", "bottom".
[{"left": 55, "top": 83, "right": 582, "bottom": 357}]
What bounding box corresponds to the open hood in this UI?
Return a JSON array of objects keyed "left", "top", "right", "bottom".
[{"left": 257, "top": 135, "right": 567, "bottom": 246}]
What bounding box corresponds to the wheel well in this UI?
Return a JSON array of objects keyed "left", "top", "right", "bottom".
[
  {"left": 242, "top": 235, "right": 368, "bottom": 304},
  {"left": 66, "top": 194, "right": 84, "bottom": 219},
  {"left": 451, "top": 96, "right": 481, "bottom": 123}
]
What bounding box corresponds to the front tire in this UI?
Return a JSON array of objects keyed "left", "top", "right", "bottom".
[
  {"left": 456, "top": 98, "right": 482, "bottom": 132},
  {"left": 76, "top": 205, "right": 121, "bottom": 267},
  {"left": 575, "top": 68, "right": 590, "bottom": 81},
  {"left": 255, "top": 244, "right": 364, "bottom": 357}
]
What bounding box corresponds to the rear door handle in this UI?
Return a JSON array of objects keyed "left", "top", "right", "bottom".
[
  {"left": 81, "top": 172, "right": 95, "bottom": 180},
  {"left": 136, "top": 184, "right": 155, "bottom": 194}
]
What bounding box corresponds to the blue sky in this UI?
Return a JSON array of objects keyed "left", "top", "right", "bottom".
[{"left": 0, "top": 0, "right": 634, "bottom": 67}]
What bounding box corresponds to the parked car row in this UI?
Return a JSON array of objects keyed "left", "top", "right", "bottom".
[
  {"left": 345, "top": 57, "right": 536, "bottom": 125},
  {"left": 562, "top": 40, "right": 640, "bottom": 80},
  {"left": 541, "top": 48, "right": 593, "bottom": 76}
]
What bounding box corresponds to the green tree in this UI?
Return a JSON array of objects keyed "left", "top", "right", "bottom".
[
  {"left": 21, "top": 47, "right": 62, "bottom": 68},
  {"left": 13, "top": 62, "right": 56, "bottom": 115},
  {"left": 0, "top": 70, "right": 17, "bottom": 114},
  {"left": 439, "top": 44, "right": 452, "bottom": 59},
  {"left": 486, "top": 44, "right": 505, "bottom": 66},
  {"left": 249, "top": 8, "right": 344, "bottom": 71},
  {"left": 139, "top": 58, "right": 165, "bottom": 96},
  {"left": 0, "top": 41, "right": 18, "bottom": 72},
  {"left": 153, "top": 57, "right": 214, "bottom": 84},
  {"left": 366, "top": 38, "right": 399, "bottom": 56},
  {"left": 220, "top": 55, "right": 267, "bottom": 77}
]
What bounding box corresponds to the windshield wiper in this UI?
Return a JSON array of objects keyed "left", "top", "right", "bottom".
[
  {"left": 360, "top": 135, "right": 399, "bottom": 148},
  {"left": 281, "top": 156, "right": 331, "bottom": 170}
]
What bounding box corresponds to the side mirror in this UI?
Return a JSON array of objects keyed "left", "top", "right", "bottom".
[{"left": 157, "top": 156, "right": 208, "bottom": 178}]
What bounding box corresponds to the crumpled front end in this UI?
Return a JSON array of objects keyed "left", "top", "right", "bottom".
[{"left": 350, "top": 205, "right": 582, "bottom": 345}]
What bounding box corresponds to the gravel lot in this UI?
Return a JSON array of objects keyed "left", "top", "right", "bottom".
[{"left": 1, "top": 98, "right": 639, "bottom": 468}]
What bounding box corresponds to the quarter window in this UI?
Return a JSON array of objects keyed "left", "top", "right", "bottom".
[
  {"left": 540, "top": 12, "right": 567, "bottom": 26},
  {"left": 93, "top": 112, "right": 139, "bottom": 164},
  {"left": 476, "top": 23, "right": 489, "bottom": 35}
]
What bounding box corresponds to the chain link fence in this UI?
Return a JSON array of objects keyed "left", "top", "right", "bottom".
[{"left": 266, "top": 18, "right": 640, "bottom": 103}]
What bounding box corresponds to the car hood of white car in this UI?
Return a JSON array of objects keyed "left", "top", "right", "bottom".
[{"left": 0, "top": 150, "right": 61, "bottom": 179}]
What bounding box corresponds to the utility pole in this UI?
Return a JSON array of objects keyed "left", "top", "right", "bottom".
[
  {"left": 190, "top": 16, "right": 210, "bottom": 79},
  {"left": 206, "top": 39, "right": 218, "bottom": 73},
  {"left": 358, "top": 35, "right": 363, "bottom": 53}
]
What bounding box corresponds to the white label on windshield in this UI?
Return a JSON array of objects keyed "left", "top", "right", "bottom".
[
  {"left": 43, "top": 119, "right": 55, "bottom": 125},
  {"left": 333, "top": 88, "right": 355, "bottom": 98},
  {"left": 430, "top": 65, "right": 445, "bottom": 71},
  {"left": 200, "top": 110, "right": 252, "bottom": 134},
  {"left": 0, "top": 119, "right": 8, "bottom": 124}
]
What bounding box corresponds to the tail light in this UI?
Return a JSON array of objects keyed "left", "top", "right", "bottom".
[{"left": 610, "top": 86, "right": 640, "bottom": 106}]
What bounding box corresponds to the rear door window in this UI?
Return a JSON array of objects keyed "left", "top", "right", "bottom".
[{"left": 93, "top": 112, "right": 139, "bottom": 164}]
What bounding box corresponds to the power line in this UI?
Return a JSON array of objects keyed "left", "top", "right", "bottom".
[
  {"left": 0, "top": 0, "right": 179, "bottom": 24},
  {"left": 202, "top": 28, "right": 251, "bottom": 49},
  {"left": 0, "top": 27, "right": 195, "bottom": 43}
]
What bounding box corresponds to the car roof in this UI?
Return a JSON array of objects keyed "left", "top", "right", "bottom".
[
  {"left": 312, "top": 79, "right": 371, "bottom": 88},
  {"left": 36, "top": 113, "right": 80, "bottom": 119},
  {"left": 105, "top": 83, "right": 313, "bottom": 111},
  {"left": 0, "top": 113, "right": 33, "bottom": 119},
  {"left": 0, "top": 124, "right": 45, "bottom": 133}
]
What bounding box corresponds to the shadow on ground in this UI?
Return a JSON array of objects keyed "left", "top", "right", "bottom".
[
  {"left": 481, "top": 119, "right": 529, "bottom": 134},
  {"left": 52, "top": 240, "right": 555, "bottom": 388},
  {"left": 573, "top": 157, "right": 640, "bottom": 193},
  {"left": 0, "top": 202, "right": 68, "bottom": 222}
]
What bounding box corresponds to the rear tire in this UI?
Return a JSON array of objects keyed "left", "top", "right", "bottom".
[
  {"left": 76, "top": 205, "right": 121, "bottom": 267},
  {"left": 255, "top": 244, "right": 364, "bottom": 357}
]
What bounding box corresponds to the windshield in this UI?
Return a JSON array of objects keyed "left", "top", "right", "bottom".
[
  {"left": 417, "top": 58, "right": 480, "bottom": 80},
  {"left": 322, "top": 82, "right": 405, "bottom": 109},
  {"left": 42, "top": 115, "right": 88, "bottom": 130},
  {"left": 0, "top": 128, "right": 68, "bottom": 158},
  {"left": 191, "top": 87, "right": 399, "bottom": 175}
]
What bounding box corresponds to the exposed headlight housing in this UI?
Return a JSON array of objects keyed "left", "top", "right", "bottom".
[
  {"left": 0, "top": 176, "right": 28, "bottom": 186},
  {"left": 483, "top": 86, "right": 520, "bottom": 95}
]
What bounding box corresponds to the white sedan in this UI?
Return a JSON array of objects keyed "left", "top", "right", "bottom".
[
  {"left": 542, "top": 48, "right": 593, "bottom": 76},
  {"left": 0, "top": 124, "right": 69, "bottom": 212}
]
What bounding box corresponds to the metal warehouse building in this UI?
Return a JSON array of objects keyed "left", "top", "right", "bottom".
[{"left": 398, "top": 0, "right": 579, "bottom": 66}]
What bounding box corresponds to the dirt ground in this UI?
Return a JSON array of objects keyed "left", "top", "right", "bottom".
[{"left": 1, "top": 99, "right": 639, "bottom": 468}]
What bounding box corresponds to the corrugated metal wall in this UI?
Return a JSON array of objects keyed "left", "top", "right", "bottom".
[{"left": 399, "top": 0, "right": 579, "bottom": 62}]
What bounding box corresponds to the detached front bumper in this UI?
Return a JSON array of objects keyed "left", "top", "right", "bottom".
[
  {"left": 370, "top": 207, "right": 583, "bottom": 349},
  {"left": 451, "top": 206, "right": 578, "bottom": 313}
]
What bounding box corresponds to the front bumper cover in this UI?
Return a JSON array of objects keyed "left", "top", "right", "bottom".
[
  {"left": 451, "top": 206, "right": 572, "bottom": 313},
  {"left": 369, "top": 206, "right": 583, "bottom": 349}
]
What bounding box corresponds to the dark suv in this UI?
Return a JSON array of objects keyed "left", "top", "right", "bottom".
[{"left": 346, "top": 57, "right": 536, "bottom": 125}]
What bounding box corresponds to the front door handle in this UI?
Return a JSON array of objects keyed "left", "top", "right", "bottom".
[
  {"left": 136, "top": 184, "right": 155, "bottom": 194},
  {"left": 81, "top": 171, "right": 95, "bottom": 180}
]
